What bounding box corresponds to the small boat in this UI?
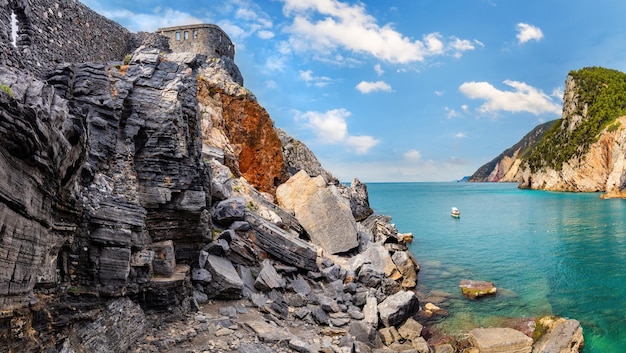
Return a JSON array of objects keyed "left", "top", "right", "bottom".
[{"left": 451, "top": 207, "right": 460, "bottom": 218}]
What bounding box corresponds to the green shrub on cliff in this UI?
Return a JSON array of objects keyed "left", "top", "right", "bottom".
[
  {"left": 526, "top": 67, "right": 626, "bottom": 172},
  {"left": 0, "top": 84, "right": 13, "bottom": 98}
]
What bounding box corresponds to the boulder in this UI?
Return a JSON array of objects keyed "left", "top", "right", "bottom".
[
  {"left": 398, "top": 317, "right": 423, "bottom": 341},
  {"left": 254, "top": 260, "right": 286, "bottom": 292},
  {"left": 460, "top": 280, "right": 497, "bottom": 299},
  {"left": 276, "top": 171, "right": 359, "bottom": 254},
  {"left": 379, "top": 326, "right": 402, "bottom": 345},
  {"left": 204, "top": 255, "right": 244, "bottom": 299},
  {"left": 378, "top": 290, "right": 420, "bottom": 327},
  {"left": 211, "top": 197, "right": 247, "bottom": 225},
  {"left": 532, "top": 317, "right": 584, "bottom": 353},
  {"left": 349, "top": 243, "right": 401, "bottom": 281},
  {"left": 349, "top": 321, "right": 383, "bottom": 348},
  {"left": 468, "top": 327, "right": 532, "bottom": 353},
  {"left": 337, "top": 178, "right": 374, "bottom": 222},
  {"left": 391, "top": 250, "right": 418, "bottom": 288}
]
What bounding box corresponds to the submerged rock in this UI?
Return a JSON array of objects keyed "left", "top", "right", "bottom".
[
  {"left": 460, "top": 279, "right": 497, "bottom": 299},
  {"left": 468, "top": 327, "right": 532, "bottom": 353}
]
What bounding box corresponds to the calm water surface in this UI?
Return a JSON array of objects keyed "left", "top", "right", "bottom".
[{"left": 366, "top": 182, "right": 626, "bottom": 353}]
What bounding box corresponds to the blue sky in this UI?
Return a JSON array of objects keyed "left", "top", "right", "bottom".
[{"left": 81, "top": 0, "right": 626, "bottom": 182}]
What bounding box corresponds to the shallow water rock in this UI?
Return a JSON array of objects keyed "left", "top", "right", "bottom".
[
  {"left": 468, "top": 327, "right": 532, "bottom": 353},
  {"left": 459, "top": 279, "right": 497, "bottom": 299}
]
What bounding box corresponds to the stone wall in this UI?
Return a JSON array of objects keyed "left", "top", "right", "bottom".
[
  {"left": 0, "top": 0, "right": 131, "bottom": 76},
  {"left": 158, "top": 24, "right": 235, "bottom": 60}
]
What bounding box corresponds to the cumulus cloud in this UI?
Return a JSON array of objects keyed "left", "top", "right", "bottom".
[
  {"left": 281, "top": 0, "right": 475, "bottom": 64},
  {"left": 294, "top": 108, "right": 379, "bottom": 154},
  {"left": 459, "top": 80, "right": 561, "bottom": 116},
  {"left": 346, "top": 136, "right": 380, "bottom": 154},
  {"left": 299, "top": 70, "right": 334, "bottom": 87},
  {"left": 355, "top": 81, "right": 392, "bottom": 94},
  {"left": 516, "top": 23, "right": 543, "bottom": 44},
  {"left": 404, "top": 149, "right": 422, "bottom": 162}
]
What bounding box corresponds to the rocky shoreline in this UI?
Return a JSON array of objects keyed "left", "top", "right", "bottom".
[{"left": 0, "top": 6, "right": 584, "bottom": 351}]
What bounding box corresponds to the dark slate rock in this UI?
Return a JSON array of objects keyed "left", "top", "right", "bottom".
[
  {"left": 211, "top": 197, "right": 247, "bottom": 225},
  {"left": 204, "top": 255, "right": 243, "bottom": 299},
  {"left": 319, "top": 295, "right": 341, "bottom": 313},
  {"left": 309, "top": 305, "right": 330, "bottom": 326},
  {"left": 290, "top": 276, "right": 312, "bottom": 296},
  {"left": 191, "top": 268, "right": 212, "bottom": 284},
  {"left": 349, "top": 321, "right": 383, "bottom": 348},
  {"left": 254, "top": 260, "right": 286, "bottom": 292},
  {"left": 378, "top": 290, "right": 420, "bottom": 327},
  {"left": 218, "top": 306, "right": 238, "bottom": 318},
  {"left": 229, "top": 221, "right": 251, "bottom": 231}
]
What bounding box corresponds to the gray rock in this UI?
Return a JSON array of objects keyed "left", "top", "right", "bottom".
[
  {"left": 349, "top": 321, "right": 383, "bottom": 348},
  {"left": 276, "top": 171, "right": 359, "bottom": 254},
  {"left": 218, "top": 306, "right": 237, "bottom": 318},
  {"left": 211, "top": 197, "right": 247, "bottom": 225},
  {"left": 277, "top": 128, "right": 336, "bottom": 183},
  {"left": 290, "top": 276, "right": 312, "bottom": 296},
  {"left": 309, "top": 305, "right": 330, "bottom": 325},
  {"left": 378, "top": 290, "right": 420, "bottom": 327},
  {"left": 209, "top": 159, "right": 233, "bottom": 200},
  {"left": 336, "top": 178, "right": 374, "bottom": 222},
  {"left": 204, "top": 255, "right": 243, "bottom": 299},
  {"left": 319, "top": 295, "right": 341, "bottom": 313},
  {"left": 191, "top": 268, "right": 212, "bottom": 284},
  {"left": 254, "top": 259, "right": 286, "bottom": 292}
]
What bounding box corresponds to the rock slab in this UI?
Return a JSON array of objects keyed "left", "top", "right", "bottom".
[{"left": 468, "top": 327, "right": 532, "bottom": 353}]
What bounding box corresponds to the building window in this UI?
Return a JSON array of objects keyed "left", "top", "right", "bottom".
[
  {"left": 184, "top": 31, "right": 189, "bottom": 40},
  {"left": 193, "top": 30, "right": 198, "bottom": 39},
  {"left": 175, "top": 32, "right": 181, "bottom": 41}
]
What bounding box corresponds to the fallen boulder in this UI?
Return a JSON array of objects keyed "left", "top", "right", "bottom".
[
  {"left": 204, "top": 255, "right": 244, "bottom": 299},
  {"left": 276, "top": 171, "right": 358, "bottom": 254}
]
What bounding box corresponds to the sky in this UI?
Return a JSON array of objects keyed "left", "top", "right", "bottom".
[{"left": 80, "top": 0, "right": 626, "bottom": 182}]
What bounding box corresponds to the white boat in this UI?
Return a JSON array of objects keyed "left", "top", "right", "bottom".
[{"left": 451, "top": 207, "right": 460, "bottom": 218}]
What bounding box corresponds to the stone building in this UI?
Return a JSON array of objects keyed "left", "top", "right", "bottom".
[{"left": 158, "top": 24, "right": 235, "bottom": 60}]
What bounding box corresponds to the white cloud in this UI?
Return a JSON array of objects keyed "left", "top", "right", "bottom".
[
  {"left": 459, "top": 80, "right": 561, "bottom": 116},
  {"left": 346, "top": 136, "right": 380, "bottom": 155},
  {"left": 445, "top": 107, "right": 460, "bottom": 119},
  {"left": 355, "top": 81, "right": 392, "bottom": 94},
  {"left": 294, "top": 108, "right": 379, "bottom": 154},
  {"left": 404, "top": 149, "right": 422, "bottom": 161},
  {"left": 455, "top": 132, "right": 466, "bottom": 138},
  {"left": 299, "top": 70, "right": 334, "bottom": 87},
  {"left": 374, "top": 64, "right": 384, "bottom": 76},
  {"left": 257, "top": 30, "right": 275, "bottom": 39},
  {"left": 516, "top": 23, "right": 543, "bottom": 44},
  {"left": 461, "top": 104, "right": 469, "bottom": 113},
  {"left": 281, "top": 0, "right": 475, "bottom": 64},
  {"left": 265, "top": 80, "right": 277, "bottom": 89},
  {"left": 434, "top": 90, "right": 444, "bottom": 96}
]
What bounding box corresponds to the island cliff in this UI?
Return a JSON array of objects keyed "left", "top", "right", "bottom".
[
  {"left": 0, "top": 1, "right": 583, "bottom": 352},
  {"left": 471, "top": 67, "right": 626, "bottom": 198}
]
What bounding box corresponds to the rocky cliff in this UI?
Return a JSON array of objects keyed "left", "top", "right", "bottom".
[
  {"left": 469, "top": 120, "right": 557, "bottom": 182},
  {"left": 471, "top": 67, "right": 626, "bottom": 197}
]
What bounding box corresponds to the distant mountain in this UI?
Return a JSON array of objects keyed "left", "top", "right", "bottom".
[{"left": 470, "top": 67, "right": 626, "bottom": 198}]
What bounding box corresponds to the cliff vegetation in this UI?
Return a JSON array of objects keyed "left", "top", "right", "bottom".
[{"left": 471, "top": 66, "right": 626, "bottom": 197}]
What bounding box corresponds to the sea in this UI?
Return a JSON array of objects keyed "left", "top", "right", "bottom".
[{"left": 366, "top": 182, "right": 626, "bottom": 353}]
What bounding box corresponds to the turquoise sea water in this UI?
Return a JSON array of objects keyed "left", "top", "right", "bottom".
[{"left": 366, "top": 182, "right": 626, "bottom": 353}]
